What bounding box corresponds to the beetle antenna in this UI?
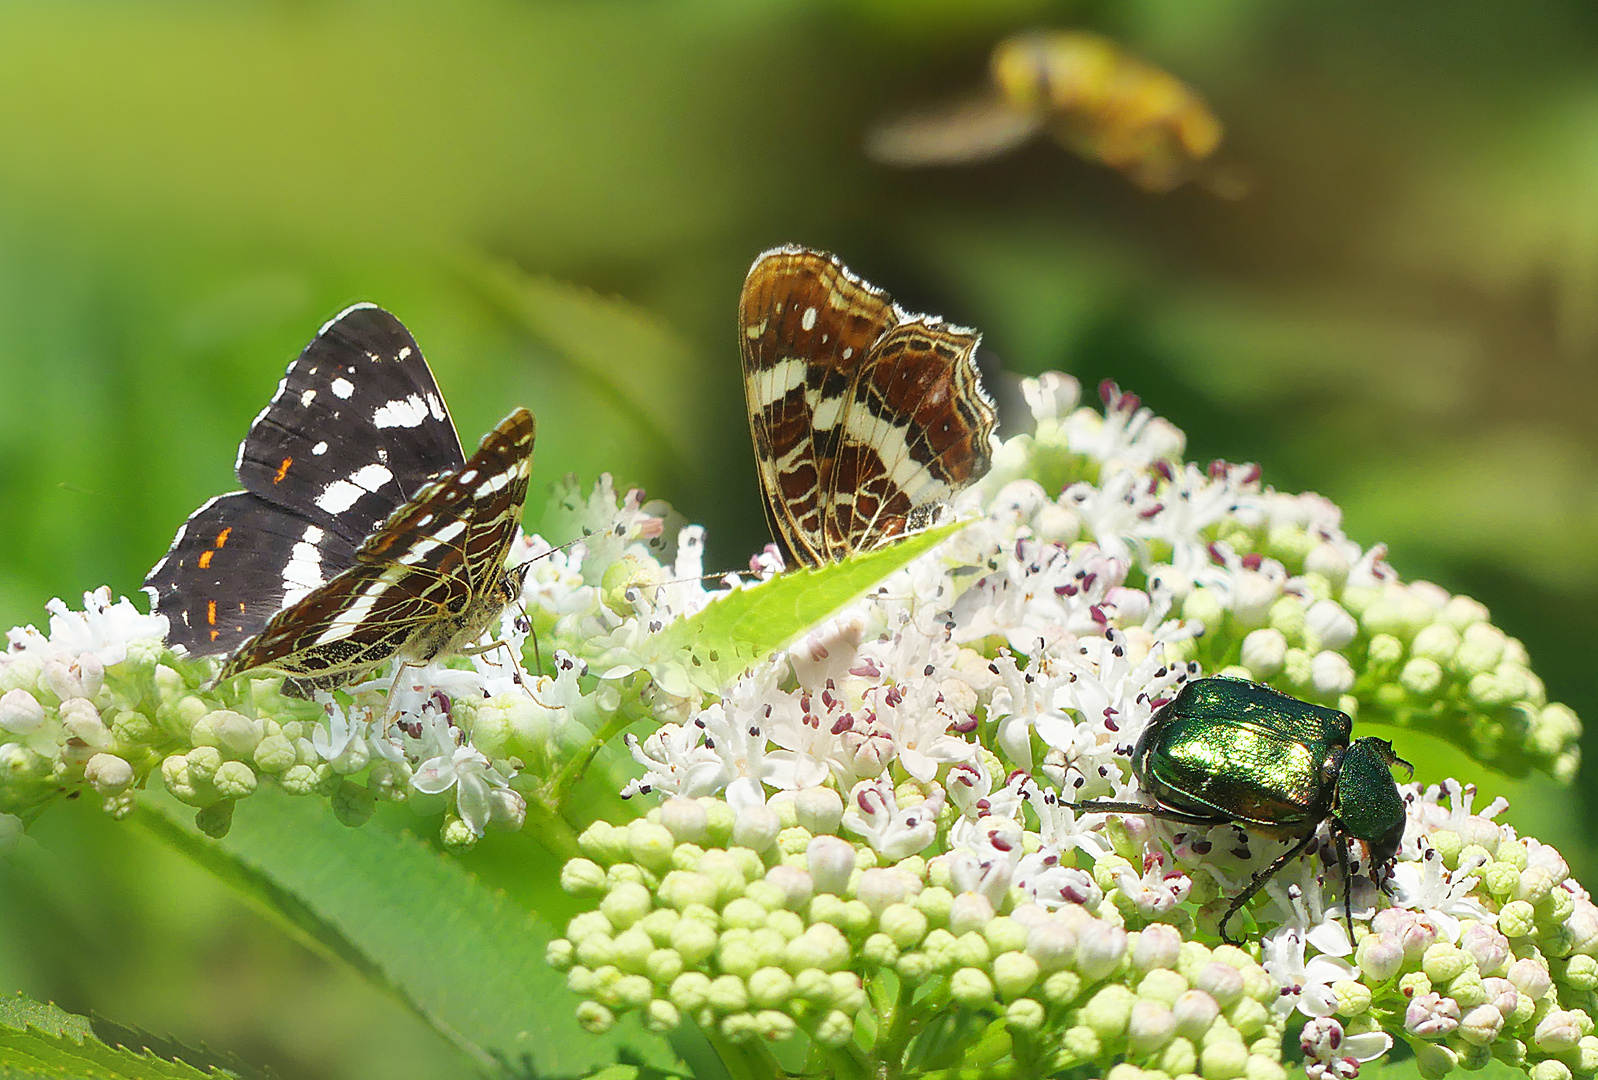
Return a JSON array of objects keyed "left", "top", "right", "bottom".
[{"left": 1336, "top": 830, "right": 1357, "bottom": 945}]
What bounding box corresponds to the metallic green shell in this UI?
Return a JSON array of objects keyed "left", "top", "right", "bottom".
[{"left": 1133, "top": 677, "right": 1353, "bottom": 830}]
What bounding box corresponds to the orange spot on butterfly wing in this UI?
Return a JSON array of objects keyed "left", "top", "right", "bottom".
[
  {"left": 274, "top": 457, "right": 293, "bottom": 483},
  {"left": 198, "top": 550, "right": 213, "bottom": 569}
]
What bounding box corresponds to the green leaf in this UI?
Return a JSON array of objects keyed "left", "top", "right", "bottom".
[
  {"left": 136, "top": 789, "right": 677, "bottom": 1078},
  {"left": 0, "top": 991, "right": 234, "bottom": 1079},
  {"left": 652, "top": 521, "right": 966, "bottom": 693}
]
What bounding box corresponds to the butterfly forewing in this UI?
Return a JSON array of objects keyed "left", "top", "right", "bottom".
[
  {"left": 219, "top": 408, "right": 535, "bottom": 696},
  {"left": 146, "top": 304, "right": 469, "bottom": 657},
  {"left": 236, "top": 304, "right": 465, "bottom": 549},
  {"left": 738, "top": 245, "right": 997, "bottom": 567}
]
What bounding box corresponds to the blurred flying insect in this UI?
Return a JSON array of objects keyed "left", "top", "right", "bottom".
[{"left": 866, "top": 30, "right": 1245, "bottom": 196}]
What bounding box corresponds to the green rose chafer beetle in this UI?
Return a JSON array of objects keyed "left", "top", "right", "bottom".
[{"left": 1069, "top": 676, "right": 1411, "bottom": 944}]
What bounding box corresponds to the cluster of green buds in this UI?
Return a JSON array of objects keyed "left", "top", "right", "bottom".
[{"left": 550, "top": 794, "right": 1290, "bottom": 1079}]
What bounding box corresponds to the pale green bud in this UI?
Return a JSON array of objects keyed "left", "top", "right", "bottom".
[
  {"left": 574, "top": 1000, "right": 613, "bottom": 1033},
  {"left": 1402, "top": 657, "right": 1444, "bottom": 696},
  {"left": 812, "top": 1009, "right": 854, "bottom": 1048},
  {"left": 601, "top": 881, "right": 653, "bottom": 929},
  {"left": 731, "top": 804, "right": 781, "bottom": 852},
  {"left": 1199, "top": 1035, "right": 1248, "bottom": 1080},
  {"left": 1411, "top": 623, "right": 1461, "bottom": 664},
  {"left": 915, "top": 885, "right": 955, "bottom": 925},
  {"left": 992, "top": 951, "right": 1040, "bottom": 998},
  {"left": 1005, "top": 997, "right": 1046, "bottom": 1033},
  {"left": 1161, "top": 1036, "right": 1199, "bottom": 1077},
  {"left": 668, "top": 971, "right": 712, "bottom": 1012},
  {"left": 627, "top": 821, "right": 676, "bottom": 873},
  {"left": 658, "top": 870, "right": 719, "bottom": 911},
  {"left": 983, "top": 915, "right": 1027, "bottom": 955},
  {"left": 951, "top": 931, "right": 991, "bottom": 969},
  {"left": 950, "top": 966, "right": 995, "bottom": 1006},
  {"left": 794, "top": 786, "right": 844, "bottom": 835},
  {"left": 1139, "top": 968, "right": 1189, "bottom": 1007},
  {"left": 1528, "top": 1060, "right": 1572, "bottom": 1080},
  {"left": 1082, "top": 983, "right": 1136, "bottom": 1038},
  {"left": 1455, "top": 623, "right": 1506, "bottom": 675},
  {"left": 1367, "top": 633, "right": 1405, "bottom": 668},
  {"left": 1043, "top": 969, "right": 1083, "bottom": 1006},
  {"left": 561, "top": 858, "right": 608, "bottom": 897},
  {"left": 949, "top": 891, "right": 995, "bottom": 935},
  {"left": 706, "top": 974, "right": 748, "bottom": 1014},
  {"left": 785, "top": 922, "right": 849, "bottom": 973},
  {"left": 746, "top": 966, "right": 794, "bottom": 1007},
  {"left": 880, "top": 902, "right": 928, "bottom": 949},
  {"left": 212, "top": 761, "right": 256, "bottom": 799}
]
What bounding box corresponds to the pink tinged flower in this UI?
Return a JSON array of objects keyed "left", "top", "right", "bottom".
[
  {"left": 1458, "top": 922, "right": 1510, "bottom": 975},
  {"left": 1506, "top": 958, "right": 1551, "bottom": 1001},
  {"left": 1369, "top": 907, "right": 1442, "bottom": 961},
  {"left": 1404, "top": 992, "right": 1461, "bottom": 1037},
  {"left": 1112, "top": 848, "right": 1192, "bottom": 917},
  {"left": 1354, "top": 931, "right": 1404, "bottom": 983},
  {"left": 1533, "top": 1009, "right": 1589, "bottom": 1052},
  {"left": 840, "top": 778, "right": 944, "bottom": 861}
]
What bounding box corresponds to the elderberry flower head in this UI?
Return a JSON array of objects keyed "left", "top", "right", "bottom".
[{"left": 3, "top": 372, "right": 1589, "bottom": 1079}]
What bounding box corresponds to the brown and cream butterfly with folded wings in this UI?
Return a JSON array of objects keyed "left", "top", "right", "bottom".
[{"left": 739, "top": 245, "right": 998, "bottom": 566}]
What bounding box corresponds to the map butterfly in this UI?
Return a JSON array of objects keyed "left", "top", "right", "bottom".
[
  {"left": 739, "top": 246, "right": 998, "bottom": 567},
  {"left": 144, "top": 304, "right": 535, "bottom": 697}
]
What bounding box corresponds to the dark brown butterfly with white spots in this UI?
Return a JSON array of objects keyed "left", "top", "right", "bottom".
[
  {"left": 144, "top": 304, "right": 534, "bottom": 697},
  {"left": 738, "top": 246, "right": 998, "bottom": 567}
]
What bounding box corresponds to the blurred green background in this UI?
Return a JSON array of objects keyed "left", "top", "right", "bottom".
[{"left": 1, "top": 2, "right": 1595, "bottom": 1076}]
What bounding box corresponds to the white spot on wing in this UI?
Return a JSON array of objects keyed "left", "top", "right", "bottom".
[
  {"left": 427, "top": 393, "right": 447, "bottom": 421},
  {"left": 312, "top": 441, "right": 328, "bottom": 455},
  {"left": 281, "top": 524, "right": 327, "bottom": 605},
  {"left": 398, "top": 346, "right": 413, "bottom": 360},
  {"left": 300, "top": 389, "right": 317, "bottom": 408},
  {"left": 373, "top": 394, "right": 429, "bottom": 429},
  {"left": 330, "top": 377, "right": 355, "bottom": 400},
  {"left": 313, "top": 463, "right": 394, "bottom": 513},
  {"left": 801, "top": 306, "right": 818, "bottom": 331}
]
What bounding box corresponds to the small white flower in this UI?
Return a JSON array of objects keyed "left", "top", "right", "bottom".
[{"left": 841, "top": 777, "right": 944, "bottom": 860}]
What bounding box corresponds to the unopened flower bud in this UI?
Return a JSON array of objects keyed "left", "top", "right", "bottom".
[
  {"left": 84, "top": 753, "right": 133, "bottom": 795},
  {"left": 1077, "top": 922, "right": 1128, "bottom": 981},
  {"left": 59, "top": 697, "right": 111, "bottom": 748},
  {"left": 1131, "top": 924, "right": 1182, "bottom": 972},
  {"left": 1405, "top": 992, "right": 1460, "bottom": 1036},
  {"left": 794, "top": 786, "right": 844, "bottom": 835},
  {"left": 661, "top": 797, "right": 709, "bottom": 844},
  {"left": 948, "top": 891, "right": 995, "bottom": 936},
  {"left": 806, "top": 836, "right": 855, "bottom": 894},
  {"left": 0, "top": 689, "right": 45, "bottom": 735},
  {"left": 1310, "top": 650, "right": 1355, "bottom": 695},
  {"left": 1236, "top": 629, "right": 1285, "bottom": 678},
  {"left": 1534, "top": 1009, "right": 1585, "bottom": 1052},
  {"left": 1127, "top": 1000, "right": 1177, "bottom": 1056},
  {"left": 1304, "top": 599, "right": 1357, "bottom": 650},
  {"left": 731, "top": 804, "right": 781, "bottom": 852},
  {"left": 1507, "top": 958, "right": 1552, "bottom": 1000}
]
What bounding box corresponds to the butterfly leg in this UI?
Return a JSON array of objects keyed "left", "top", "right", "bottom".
[{"left": 459, "top": 637, "right": 533, "bottom": 694}]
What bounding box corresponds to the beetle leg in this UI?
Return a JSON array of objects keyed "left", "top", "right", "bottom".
[
  {"left": 1065, "top": 799, "right": 1225, "bottom": 828},
  {"left": 1218, "top": 830, "right": 1318, "bottom": 946},
  {"left": 1335, "top": 830, "right": 1357, "bottom": 944}
]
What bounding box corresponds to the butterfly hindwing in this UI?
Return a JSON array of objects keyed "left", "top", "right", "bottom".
[
  {"left": 142, "top": 490, "right": 364, "bottom": 656},
  {"left": 738, "top": 245, "right": 997, "bottom": 566}
]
